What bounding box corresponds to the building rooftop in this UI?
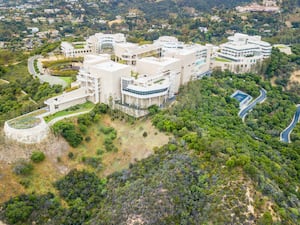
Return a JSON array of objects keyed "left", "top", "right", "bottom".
[
  {"left": 83, "top": 54, "right": 110, "bottom": 66},
  {"left": 115, "top": 42, "right": 161, "bottom": 54},
  {"left": 221, "top": 42, "right": 260, "bottom": 50},
  {"left": 137, "top": 57, "right": 180, "bottom": 66},
  {"left": 45, "top": 88, "right": 88, "bottom": 105},
  {"left": 92, "top": 61, "right": 130, "bottom": 72},
  {"left": 165, "top": 44, "right": 207, "bottom": 56}
]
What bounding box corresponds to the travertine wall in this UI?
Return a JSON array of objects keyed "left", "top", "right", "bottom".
[{"left": 4, "top": 119, "right": 49, "bottom": 144}]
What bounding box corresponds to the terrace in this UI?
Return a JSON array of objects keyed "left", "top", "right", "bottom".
[{"left": 7, "top": 108, "right": 47, "bottom": 129}]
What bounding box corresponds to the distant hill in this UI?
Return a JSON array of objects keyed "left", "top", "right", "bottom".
[{"left": 94, "top": 0, "right": 253, "bottom": 19}]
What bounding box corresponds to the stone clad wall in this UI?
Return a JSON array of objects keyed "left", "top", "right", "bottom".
[{"left": 4, "top": 119, "right": 50, "bottom": 144}]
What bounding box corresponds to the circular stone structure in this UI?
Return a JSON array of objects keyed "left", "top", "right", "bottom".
[{"left": 4, "top": 118, "right": 49, "bottom": 144}]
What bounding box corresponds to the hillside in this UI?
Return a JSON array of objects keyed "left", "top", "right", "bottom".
[
  {"left": 1, "top": 69, "right": 299, "bottom": 224},
  {"left": 84, "top": 0, "right": 252, "bottom": 19}
]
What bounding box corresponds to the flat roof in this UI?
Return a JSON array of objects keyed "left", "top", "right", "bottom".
[
  {"left": 83, "top": 54, "right": 110, "bottom": 66},
  {"left": 45, "top": 88, "right": 88, "bottom": 105},
  {"left": 115, "top": 42, "right": 161, "bottom": 54},
  {"left": 221, "top": 42, "right": 259, "bottom": 50},
  {"left": 137, "top": 57, "right": 180, "bottom": 66},
  {"left": 91, "top": 61, "right": 130, "bottom": 72},
  {"left": 165, "top": 44, "right": 206, "bottom": 56}
]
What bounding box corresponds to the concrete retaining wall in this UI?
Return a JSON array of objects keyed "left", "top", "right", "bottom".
[
  {"left": 114, "top": 104, "right": 149, "bottom": 118},
  {"left": 4, "top": 119, "right": 50, "bottom": 144}
]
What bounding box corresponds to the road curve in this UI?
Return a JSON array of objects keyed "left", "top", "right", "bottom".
[
  {"left": 280, "top": 105, "right": 300, "bottom": 143},
  {"left": 238, "top": 88, "right": 267, "bottom": 121},
  {"left": 28, "top": 55, "right": 68, "bottom": 88},
  {"left": 28, "top": 55, "right": 41, "bottom": 77}
]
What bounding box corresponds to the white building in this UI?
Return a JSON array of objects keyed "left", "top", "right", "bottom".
[
  {"left": 120, "top": 57, "right": 181, "bottom": 110},
  {"left": 164, "top": 44, "right": 213, "bottom": 85},
  {"left": 213, "top": 33, "right": 271, "bottom": 73},
  {"left": 154, "top": 36, "right": 184, "bottom": 53},
  {"left": 48, "top": 34, "right": 214, "bottom": 116},
  {"left": 86, "top": 32, "right": 126, "bottom": 53},
  {"left": 61, "top": 33, "right": 126, "bottom": 57},
  {"left": 44, "top": 88, "right": 89, "bottom": 113},
  {"left": 48, "top": 33, "right": 275, "bottom": 117},
  {"left": 76, "top": 55, "right": 131, "bottom": 105},
  {"left": 45, "top": 54, "right": 129, "bottom": 114},
  {"left": 228, "top": 33, "right": 272, "bottom": 58},
  {"left": 114, "top": 42, "right": 162, "bottom": 65},
  {"left": 61, "top": 41, "right": 92, "bottom": 57}
]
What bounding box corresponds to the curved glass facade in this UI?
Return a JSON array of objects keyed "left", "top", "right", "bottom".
[{"left": 123, "top": 87, "right": 168, "bottom": 95}]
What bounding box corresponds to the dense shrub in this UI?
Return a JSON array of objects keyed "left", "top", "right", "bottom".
[
  {"left": 52, "top": 121, "right": 83, "bottom": 147},
  {"left": 13, "top": 160, "right": 33, "bottom": 176},
  {"left": 30, "top": 151, "right": 45, "bottom": 163},
  {"left": 82, "top": 156, "right": 102, "bottom": 169},
  {"left": 54, "top": 169, "right": 106, "bottom": 204},
  {"left": 68, "top": 152, "right": 74, "bottom": 159},
  {"left": 93, "top": 103, "right": 108, "bottom": 114},
  {"left": 4, "top": 201, "right": 33, "bottom": 224},
  {"left": 1, "top": 193, "right": 61, "bottom": 225},
  {"left": 143, "top": 131, "right": 148, "bottom": 137}
]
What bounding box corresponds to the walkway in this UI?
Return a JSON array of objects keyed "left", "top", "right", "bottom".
[
  {"left": 28, "top": 55, "right": 68, "bottom": 88},
  {"left": 238, "top": 88, "right": 267, "bottom": 121},
  {"left": 47, "top": 110, "right": 92, "bottom": 126},
  {"left": 280, "top": 105, "right": 300, "bottom": 143}
]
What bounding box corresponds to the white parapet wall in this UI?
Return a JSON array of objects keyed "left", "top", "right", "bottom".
[{"left": 4, "top": 118, "right": 50, "bottom": 144}]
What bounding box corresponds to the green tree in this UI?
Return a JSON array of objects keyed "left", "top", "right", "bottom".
[
  {"left": 30, "top": 151, "right": 46, "bottom": 163},
  {"left": 5, "top": 201, "right": 33, "bottom": 224}
]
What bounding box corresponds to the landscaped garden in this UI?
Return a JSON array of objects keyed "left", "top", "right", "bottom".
[
  {"left": 44, "top": 101, "right": 95, "bottom": 123},
  {"left": 7, "top": 108, "right": 48, "bottom": 129},
  {"left": 42, "top": 57, "right": 83, "bottom": 77},
  {"left": 8, "top": 116, "right": 41, "bottom": 129}
]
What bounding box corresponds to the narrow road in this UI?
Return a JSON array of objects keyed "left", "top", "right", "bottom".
[
  {"left": 28, "top": 55, "right": 40, "bottom": 77},
  {"left": 28, "top": 55, "right": 68, "bottom": 88},
  {"left": 238, "top": 88, "right": 267, "bottom": 121},
  {"left": 280, "top": 105, "right": 300, "bottom": 143}
]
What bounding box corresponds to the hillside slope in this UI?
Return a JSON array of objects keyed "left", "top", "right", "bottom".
[
  {"left": 1, "top": 71, "right": 299, "bottom": 224},
  {"left": 86, "top": 0, "right": 252, "bottom": 19}
]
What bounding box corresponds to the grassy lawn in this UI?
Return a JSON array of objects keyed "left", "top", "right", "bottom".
[
  {"left": 44, "top": 101, "right": 95, "bottom": 123},
  {"left": 215, "top": 57, "right": 232, "bottom": 62},
  {"left": 59, "top": 76, "right": 74, "bottom": 86},
  {"left": 7, "top": 108, "right": 47, "bottom": 129}
]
